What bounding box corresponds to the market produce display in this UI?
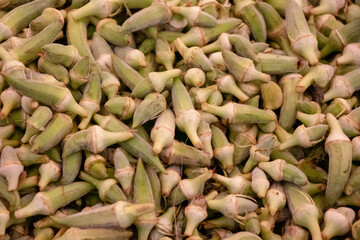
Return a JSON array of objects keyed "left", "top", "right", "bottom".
[{"left": 0, "top": 0, "right": 359, "bottom": 239}]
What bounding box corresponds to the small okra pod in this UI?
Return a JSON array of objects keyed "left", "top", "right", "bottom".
[
  {"left": 211, "top": 124, "right": 234, "bottom": 173},
  {"left": 95, "top": 18, "right": 135, "bottom": 47},
  {"left": 336, "top": 43, "right": 360, "bottom": 66},
  {"left": 0, "top": 87, "right": 21, "bottom": 120},
  {"left": 310, "top": 0, "right": 346, "bottom": 15},
  {"left": 216, "top": 75, "right": 249, "bottom": 102},
  {"left": 0, "top": 146, "right": 23, "bottom": 191},
  {"left": 323, "top": 97, "right": 358, "bottom": 118},
  {"left": 20, "top": 96, "right": 38, "bottom": 115},
  {"left": 14, "top": 182, "right": 95, "bottom": 219},
  {"left": 198, "top": 111, "right": 218, "bottom": 157},
  {"left": 114, "top": 46, "right": 146, "bottom": 69},
  {"left": 38, "top": 56, "right": 70, "bottom": 85},
  {"left": 146, "top": 166, "right": 162, "bottom": 215},
  {"left": 101, "top": 71, "right": 120, "bottom": 100},
  {"left": 284, "top": 182, "right": 322, "bottom": 240},
  {"left": 260, "top": 81, "right": 283, "bottom": 110},
  {"left": 84, "top": 158, "right": 108, "bottom": 185},
  {"left": 150, "top": 109, "right": 175, "bottom": 155},
  {"left": 113, "top": 148, "right": 135, "bottom": 195},
  {"left": 212, "top": 173, "right": 250, "bottom": 194},
  {"left": 69, "top": 56, "right": 90, "bottom": 90},
  {"left": 242, "top": 133, "right": 277, "bottom": 173},
  {"left": 62, "top": 125, "right": 134, "bottom": 158},
  {"left": 296, "top": 64, "right": 334, "bottom": 94},
  {"left": 89, "top": 32, "right": 113, "bottom": 72},
  {"left": 232, "top": 125, "right": 258, "bottom": 165},
  {"left": 30, "top": 113, "right": 73, "bottom": 153},
  {"left": 233, "top": 0, "right": 267, "bottom": 42},
  {"left": 296, "top": 112, "right": 326, "bottom": 127},
  {"left": 184, "top": 195, "right": 208, "bottom": 236},
  {"left": 279, "top": 124, "right": 328, "bottom": 150},
  {"left": 201, "top": 33, "right": 232, "bottom": 55},
  {"left": 38, "top": 160, "right": 61, "bottom": 191},
  {"left": 201, "top": 102, "right": 276, "bottom": 125},
  {"left": 132, "top": 92, "right": 166, "bottom": 128},
  {"left": 79, "top": 171, "right": 126, "bottom": 203},
  {"left": 172, "top": 77, "right": 202, "bottom": 148},
  {"left": 285, "top": 0, "right": 319, "bottom": 64},
  {"left": 171, "top": 6, "right": 217, "bottom": 28},
  {"left": 120, "top": 0, "right": 172, "bottom": 33},
  {"left": 180, "top": 17, "right": 241, "bottom": 47},
  {"left": 159, "top": 165, "right": 180, "bottom": 197},
  {"left": 263, "top": 183, "right": 286, "bottom": 216},
  {"left": 155, "top": 206, "right": 176, "bottom": 235},
  {"left": 69, "top": 0, "right": 122, "bottom": 21},
  {"left": 189, "top": 85, "right": 218, "bottom": 108},
  {"left": 324, "top": 113, "right": 352, "bottom": 209},
  {"left": 55, "top": 227, "right": 133, "bottom": 240},
  {"left": 16, "top": 144, "right": 49, "bottom": 166},
  {"left": 51, "top": 200, "right": 154, "bottom": 229},
  {"left": 174, "top": 38, "right": 214, "bottom": 73},
  {"left": 111, "top": 53, "right": 145, "bottom": 91},
  {"left": 178, "top": 169, "right": 213, "bottom": 201},
  {"left": 251, "top": 167, "right": 270, "bottom": 199},
  {"left": 298, "top": 159, "right": 328, "bottom": 184},
  {"left": 339, "top": 107, "right": 360, "bottom": 137},
  {"left": 78, "top": 72, "right": 102, "bottom": 130},
  {"left": 228, "top": 34, "right": 259, "bottom": 62},
  {"left": 323, "top": 69, "right": 360, "bottom": 102},
  {"left": 302, "top": 182, "right": 326, "bottom": 196},
  {"left": 321, "top": 207, "right": 355, "bottom": 240},
  {"left": 278, "top": 73, "right": 302, "bottom": 131},
  {"left": 105, "top": 96, "right": 135, "bottom": 120},
  {"left": 134, "top": 159, "right": 157, "bottom": 240},
  {"left": 207, "top": 90, "right": 223, "bottom": 106},
  {"left": 93, "top": 114, "right": 166, "bottom": 173},
  {"left": 42, "top": 43, "right": 79, "bottom": 68},
  {"left": 161, "top": 140, "right": 212, "bottom": 167},
  {"left": 321, "top": 19, "right": 360, "bottom": 58},
  {"left": 0, "top": 201, "right": 9, "bottom": 236},
  {"left": 222, "top": 50, "right": 270, "bottom": 83},
  {"left": 155, "top": 38, "right": 174, "bottom": 70},
  {"left": 207, "top": 194, "right": 258, "bottom": 219}
]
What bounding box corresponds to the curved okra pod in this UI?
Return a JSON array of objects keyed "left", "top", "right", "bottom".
[
  {"left": 324, "top": 113, "right": 352, "bottom": 209},
  {"left": 79, "top": 171, "right": 126, "bottom": 203},
  {"left": 296, "top": 64, "right": 334, "bottom": 94},
  {"left": 14, "top": 182, "right": 95, "bottom": 219},
  {"left": 50, "top": 200, "right": 154, "bottom": 229},
  {"left": 20, "top": 95, "right": 38, "bottom": 115},
  {"left": 119, "top": 0, "right": 172, "bottom": 33},
  {"left": 38, "top": 160, "right": 61, "bottom": 191},
  {"left": 69, "top": 56, "right": 90, "bottom": 89},
  {"left": 30, "top": 113, "right": 73, "bottom": 153},
  {"left": 184, "top": 195, "right": 207, "bottom": 236},
  {"left": 155, "top": 38, "right": 175, "bottom": 70},
  {"left": 42, "top": 43, "right": 80, "bottom": 68},
  {"left": 93, "top": 114, "right": 166, "bottom": 173},
  {"left": 95, "top": 18, "right": 135, "bottom": 47},
  {"left": 171, "top": 6, "right": 216, "bottom": 28},
  {"left": 62, "top": 125, "right": 134, "bottom": 158},
  {"left": 16, "top": 144, "right": 49, "bottom": 166},
  {"left": 38, "top": 56, "right": 70, "bottom": 85}
]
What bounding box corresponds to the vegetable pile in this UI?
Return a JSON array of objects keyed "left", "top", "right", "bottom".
[{"left": 0, "top": 0, "right": 359, "bottom": 239}]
